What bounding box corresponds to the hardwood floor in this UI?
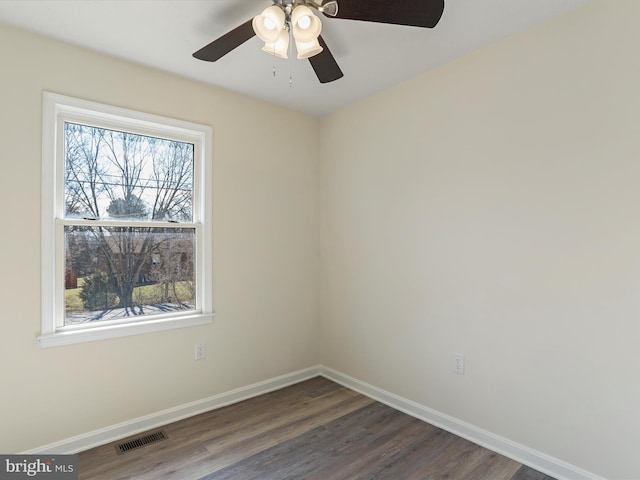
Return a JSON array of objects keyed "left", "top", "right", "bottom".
[{"left": 78, "top": 377, "right": 556, "bottom": 480}]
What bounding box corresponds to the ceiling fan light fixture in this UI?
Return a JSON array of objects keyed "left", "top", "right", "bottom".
[
  {"left": 291, "top": 5, "right": 322, "bottom": 43},
  {"left": 319, "top": 1, "right": 338, "bottom": 17},
  {"left": 295, "top": 38, "right": 323, "bottom": 59},
  {"left": 261, "top": 29, "right": 290, "bottom": 59},
  {"left": 252, "top": 5, "right": 286, "bottom": 43}
]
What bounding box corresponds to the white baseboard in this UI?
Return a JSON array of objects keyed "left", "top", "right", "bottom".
[
  {"left": 23, "top": 366, "right": 321, "bottom": 455},
  {"left": 319, "top": 366, "right": 605, "bottom": 480},
  {"left": 24, "top": 363, "right": 604, "bottom": 480}
]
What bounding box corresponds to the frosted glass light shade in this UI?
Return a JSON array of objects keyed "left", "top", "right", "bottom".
[
  {"left": 252, "top": 6, "right": 286, "bottom": 43},
  {"left": 291, "top": 5, "right": 322, "bottom": 43},
  {"left": 295, "top": 38, "right": 323, "bottom": 59},
  {"left": 262, "top": 29, "right": 290, "bottom": 59}
]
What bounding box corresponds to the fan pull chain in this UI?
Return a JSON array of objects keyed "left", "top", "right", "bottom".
[{"left": 289, "top": 32, "right": 293, "bottom": 87}]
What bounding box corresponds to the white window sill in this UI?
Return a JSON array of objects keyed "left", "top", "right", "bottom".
[{"left": 38, "top": 313, "right": 214, "bottom": 348}]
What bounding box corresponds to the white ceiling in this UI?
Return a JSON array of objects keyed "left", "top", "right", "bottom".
[{"left": 0, "top": 0, "right": 589, "bottom": 116}]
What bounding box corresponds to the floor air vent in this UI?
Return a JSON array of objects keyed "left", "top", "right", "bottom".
[{"left": 115, "top": 430, "right": 168, "bottom": 455}]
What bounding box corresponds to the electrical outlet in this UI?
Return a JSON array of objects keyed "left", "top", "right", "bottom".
[
  {"left": 452, "top": 352, "right": 465, "bottom": 375},
  {"left": 195, "top": 343, "right": 206, "bottom": 361}
]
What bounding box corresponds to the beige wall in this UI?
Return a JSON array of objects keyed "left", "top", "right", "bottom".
[
  {"left": 2, "top": 1, "right": 638, "bottom": 478},
  {"left": 0, "top": 24, "right": 320, "bottom": 452},
  {"left": 319, "top": 1, "right": 639, "bottom": 479}
]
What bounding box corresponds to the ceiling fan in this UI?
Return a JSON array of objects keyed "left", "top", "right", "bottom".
[{"left": 193, "top": 0, "right": 445, "bottom": 84}]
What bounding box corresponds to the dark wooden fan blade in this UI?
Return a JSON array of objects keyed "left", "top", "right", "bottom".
[
  {"left": 324, "top": 0, "right": 445, "bottom": 28},
  {"left": 193, "top": 19, "right": 255, "bottom": 62},
  {"left": 308, "top": 36, "right": 344, "bottom": 84}
]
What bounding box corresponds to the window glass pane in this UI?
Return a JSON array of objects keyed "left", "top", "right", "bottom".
[
  {"left": 64, "top": 226, "right": 196, "bottom": 325},
  {"left": 64, "top": 122, "right": 194, "bottom": 222}
]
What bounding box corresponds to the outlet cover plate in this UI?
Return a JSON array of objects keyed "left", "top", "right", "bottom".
[{"left": 452, "top": 352, "right": 465, "bottom": 375}]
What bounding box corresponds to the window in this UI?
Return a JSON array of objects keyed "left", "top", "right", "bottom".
[{"left": 40, "top": 93, "right": 213, "bottom": 347}]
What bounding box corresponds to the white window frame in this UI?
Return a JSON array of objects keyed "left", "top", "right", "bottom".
[{"left": 39, "top": 92, "right": 214, "bottom": 348}]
